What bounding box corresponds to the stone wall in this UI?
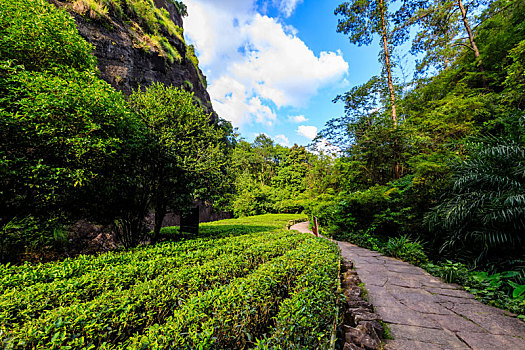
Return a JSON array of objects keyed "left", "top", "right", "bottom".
[
  {"left": 146, "top": 200, "right": 232, "bottom": 229},
  {"left": 340, "top": 259, "right": 386, "bottom": 350}
]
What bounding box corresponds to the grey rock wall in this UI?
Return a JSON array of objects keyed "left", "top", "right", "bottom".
[{"left": 49, "top": 0, "right": 216, "bottom": 119}]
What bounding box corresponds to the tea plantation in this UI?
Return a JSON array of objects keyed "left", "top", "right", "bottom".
[{"left": 0, "top": 214, "right": 340, "bottom": 349}]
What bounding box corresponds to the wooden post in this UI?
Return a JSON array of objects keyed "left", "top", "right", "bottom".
[{"left": 313, "top": 216, "right": 319, "bottom": 237}]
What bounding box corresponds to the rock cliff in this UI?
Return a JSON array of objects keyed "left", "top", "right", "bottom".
[{"left": 48, "top": 0, "right": 215, "bottom": 118}]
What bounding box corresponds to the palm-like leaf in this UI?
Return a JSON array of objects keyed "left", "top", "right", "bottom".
[{"left": 427, "top": 134, "right": 525, "bottom": 267}]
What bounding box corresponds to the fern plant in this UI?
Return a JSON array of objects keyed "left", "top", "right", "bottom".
[{"left": 427, "top": 126, "right": 525, "bottom": 268}]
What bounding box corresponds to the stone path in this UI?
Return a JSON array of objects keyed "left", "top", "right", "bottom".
[
  {"left": 338, "top": 241, "right": 525, "bottom": 350},
  {"left": 289, "top": 221, "right": 312, "bottom": 234}
]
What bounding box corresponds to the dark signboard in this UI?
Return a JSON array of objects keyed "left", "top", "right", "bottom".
[{"left": 180, "top": 207, "right": 199, "bottom": 234}]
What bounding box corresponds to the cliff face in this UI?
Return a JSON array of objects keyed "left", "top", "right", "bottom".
[{"left": 49, "top": 0, "right": 215, "bottom": 118}]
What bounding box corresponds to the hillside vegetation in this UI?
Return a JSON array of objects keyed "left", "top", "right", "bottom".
[
  {"left": 1, "top": 0, "right": 524, "bottom": 327},
  {"left": 309, "top": 0, "right": 525, "bottom": 317},
  {"left": 0, "top": 0, "right": 232, "bottom": 262}
]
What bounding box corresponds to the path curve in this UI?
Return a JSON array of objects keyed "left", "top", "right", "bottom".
[
  {"left": 338, "top": 241, "right": 525, "bottom": 350},
  {"left": 289, "top": 221, "right": 312, "bottom": 234}
]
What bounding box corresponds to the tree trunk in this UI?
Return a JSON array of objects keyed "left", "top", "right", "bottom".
[
  {"left": 457, "top": 0, "right": 488, "bottom": 88},
  {"left": 153, "top": 202, "right": 166, "bottom": 243},
  {"left": 379, "top": 0, "right": 400, "bottom": 179},
  {"left": 379, "top": 0, "right": 397, "bottom": 125},
  {"left": 152, "top": 165, "right": 166, "bottom": 243}
]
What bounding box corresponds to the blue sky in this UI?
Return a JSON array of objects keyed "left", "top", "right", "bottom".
[{"left": 183, "top": 0, "right": 384, "bottom": 147}]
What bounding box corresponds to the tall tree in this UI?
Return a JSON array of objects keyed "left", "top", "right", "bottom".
[
  {"left": 335, "top": 0, "right": 398, "bottom": 124},
  {"left": 395, "top": 0, "right": 461, "bottom": 76},
  {"left": 395, "top": 0, "right": 495, "bottom": 85}
]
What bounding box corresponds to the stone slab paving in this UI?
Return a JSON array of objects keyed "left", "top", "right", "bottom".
[{"left": 338, "top": 241, "right": 525, "bottom": 350}]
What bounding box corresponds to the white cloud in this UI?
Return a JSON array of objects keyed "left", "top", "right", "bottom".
[
  {"left": 208, "top": 76, "right": 276, "bottom": 126},
  {"left": 274, "top": 0, "right": 304, "bottom": 17},
  {"left": 274, "top": 134, "right": 292, "bottom": 147},
  {"left": 184, "top": 1, "right": 349, "bottom": 127},
  {"left": 315, "top": 138, "right": 342, "bottom": 156},
  {"left": 232, "top": 14, "right": 348, "bottom": 108},
  {"left": 297, "top": 125, "right": 318, "bottom": 140},
  {"left": 289, "top": 115, "right": 307, "bottom": 123}
]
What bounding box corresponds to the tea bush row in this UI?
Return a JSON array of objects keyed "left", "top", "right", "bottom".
[
  {"left": 0, "top": 229, "right": 269, "bottom": 290},
  {"left": 256, "top": 242, "right": 340, "bottom": 349},
  {"left": 1, "top": 231, "right": 308, "bottom": 348},
  {"left": 0, "top": 231, "right": 286, "bottom": 328},
  {"left": 124, "top": 237, "right": 340, "bottom": 349}
]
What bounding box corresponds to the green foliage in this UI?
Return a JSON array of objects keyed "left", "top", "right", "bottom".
[
  {"left": 382, "top": 235, "right": 429, "bottom": 266},
  {"left": 315, "top": 182, "right": 418, "bottom": 242},
  {"left": 0, "top": 0, "right": 117, "bottom": 260},
  {"left": 321, "top": 0, "right": 525, "bottom": 271},
  {"left": 66, "top": 0, "right": 186, "bottom": 63},
  {"left": 311, "top": 0, "right": 525, "bottom": 321},
  {"left": 255, "top": 243, "right": 339, "bottom": 348},
  {"left": 0, "top": 215, "right": 340, "bottom": 349},
  {"left": 128, "top": 83, "right": 230, "bottom": 243},
  {"left": 504, "top": 39, "right": 525, "bottom": 106},
  {"left": 337, "top": 231, "right": 383, "bottom": 252},
  {"left": 0, "top": 218, "right": 39, "bottom": 263},
  {"left": 186, "top": 44, "right": 208, "bottom": 88},
  {"left": 169, "top": 0, "right": 188, "bottom": 17},
  {"left": 71, "top": 0, "right": 112, "bottom": 20},
  {"left": 424, "top": 260, "right": 471, "bottom": 284},
  {"left": 427, "top": 124, "right": 525, "bottom": 267},
  {"left": 0, "top": 60, "right": 143, "bottom": 259},
  {"left": 150, "top": 35, "right": 182, "bottom": 63},
  {"left": 229, "top": 135, "right": 339, "bottom": 218},
  {"left": 424, "top": 261, "right": 525, "bottom": 318},
  {"left": 183, "top": 79, "right": 194, "bottom": 91},
  {"left": 0, "top": 0, "right": 96, "bottom": 72},
  {"left": 0, "top": 0, "right": 229, "bottom": 260},
  {"left": 380, "top": 321, "right": 393, "bottom": 340}
]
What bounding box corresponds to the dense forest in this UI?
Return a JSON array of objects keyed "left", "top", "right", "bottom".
[{"left": 1, "top": 0, "right": 524, "bottom": 328}]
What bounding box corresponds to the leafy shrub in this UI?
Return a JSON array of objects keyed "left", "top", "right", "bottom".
[
  {"left": 382, "top": 235, "right": 428, "bottom": 265},
  {"left": 1, "top": 227, "right": 311, "bottom": 347},
  {"left": 0, "top": 60, "right": 146, "bottom": 259},
  {"left": 424, "top": 260, "right": 472, "bottom": 285},
  {"left": 255, "top": 240, "right": 339, "bottom": 348},
  {"left": 71, "top": 0, "right": 111, "bottom": 20},
  {"left": 169, "top": 0, "right": 188, "bottom": 17},
  {"left": 337, "top": 230, "right": 382, "bottom": 251},
  {"left": 129, "top": 83, "right": 230, "bottom": 243},
  {"left": 232, "top": 178, "right": 277, "bottom": 217},
  {"left": 315, "top": 184, "right": 415, "bottom": 240},
  {"left": 0, "top": 217, "right": 39, "bottom": 263},
  {"left": 427, "top": 128, "right": 525, "bottom": 267},
  {"left": 126, "top": 237, "right": 339, "bottom": 349},
  {"left": 0, "top": 215, "right": 339, "bottom": 349},
  {"left": 303, "top": 194, "right": 338, "bottom": 230},
  {"left": 0, "top": 0, "right": 96, "bottom": 72},
  {"left": 424, "top": 261, "right": 525, "bottom": 319},
  {"left": 273, "top": 198, "right": 306, "bottom": 214}
]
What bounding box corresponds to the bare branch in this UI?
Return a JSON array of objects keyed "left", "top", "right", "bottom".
[{"left": 452, "top": 42, "right": 474, "bottom": 51}]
